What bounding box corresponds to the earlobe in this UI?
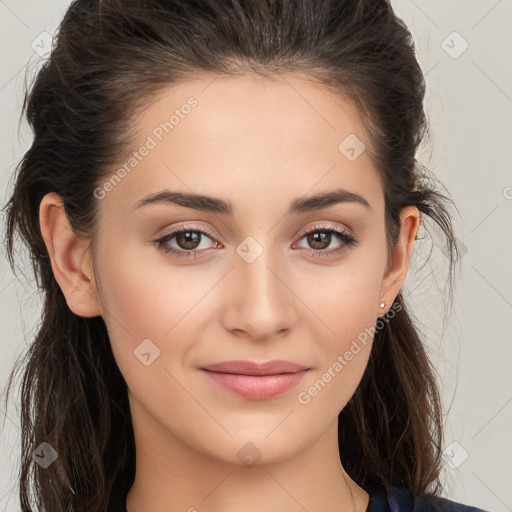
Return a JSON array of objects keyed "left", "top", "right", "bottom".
[
  {"left": 39, "top": 192, "right": 102, "bottom": 318},
  {"left": 377, "top": 206, "right": 419, "bottom": 318}
]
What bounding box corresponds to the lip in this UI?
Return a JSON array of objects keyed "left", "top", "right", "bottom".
[
  {"left": 201, "top": 360, "right": 309, "bottom": 375},
  {"left": 200, "top": 360, "right": 310, "bottom": 400}
]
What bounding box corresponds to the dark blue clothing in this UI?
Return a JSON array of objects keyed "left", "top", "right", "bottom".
[
  {"left": 368, "top": 484, "right": 491, "bottom": 512},
  {"left": 112, "top": 484, "right": 491, "bottom": 511}
]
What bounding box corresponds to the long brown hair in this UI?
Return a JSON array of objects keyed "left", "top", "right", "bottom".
[{"left": 2, "top": 0, "right": 460, "bottom": 510}]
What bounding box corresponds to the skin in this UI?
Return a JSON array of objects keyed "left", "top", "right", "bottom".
[{"left": 39, "top": 73, "right": 419, "bottom": 512}]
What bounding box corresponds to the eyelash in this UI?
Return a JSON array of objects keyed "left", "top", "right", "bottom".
[{"left": 153, "top": 222, "right": 358, "bottom": 260}]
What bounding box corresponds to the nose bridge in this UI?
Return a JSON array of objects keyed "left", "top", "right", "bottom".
[{"left": 222, "top": 235, "right": 296, "bottom": 338}]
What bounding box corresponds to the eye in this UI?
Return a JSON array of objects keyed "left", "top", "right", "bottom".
[
  {"left": 153, "top": 224, "right": 221, "bottom": 259},
  {"left": 293, "top": 223, "right": 358, "bottom": 258},
  {"left": 153, "top": 222, "right": 358, "bottom": 260}
]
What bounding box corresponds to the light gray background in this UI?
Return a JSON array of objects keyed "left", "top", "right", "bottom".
[{"left": 0, "top": 1, "right": 511, "bottom": 511}]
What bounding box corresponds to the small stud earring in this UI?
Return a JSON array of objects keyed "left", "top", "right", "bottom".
[{"left": 380, "top": 302, "right": 386, "bottom": 308}]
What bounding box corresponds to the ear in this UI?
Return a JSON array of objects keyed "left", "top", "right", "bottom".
[
  {"left": 377, "top": 206, "right": 420, "bottom": 317},
  {"left": 39, "top": 192, "right": 102, "bottom": 318}
]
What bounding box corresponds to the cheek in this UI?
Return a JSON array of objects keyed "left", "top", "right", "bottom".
[
  {"left": 297, "top": 248, "right": 385, "bottom": 342},
  {"left": 293, "top": 250, "right": 384, "bottom": 411},
  {"left": 93, "top": 235, "right": 223, "bottom": 382},
  {"left": 93, "top": 237, "right": 186, "bottom": 368}
]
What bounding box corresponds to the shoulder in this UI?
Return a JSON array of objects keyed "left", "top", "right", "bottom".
[{"left": 367, "top": 485, "right": 492, "bottom": 512}]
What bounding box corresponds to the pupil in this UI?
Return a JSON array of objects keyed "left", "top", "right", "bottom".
[
  {"left": 178, "top": 231, "right": 200, "bottom": 249},
  {"left": 309, "top": 231, "right": 330, "bottom": 249}
]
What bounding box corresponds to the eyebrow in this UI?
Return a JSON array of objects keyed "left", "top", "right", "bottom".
[{"left": 134, "top": 187, "right": 372, "bottom": 215}]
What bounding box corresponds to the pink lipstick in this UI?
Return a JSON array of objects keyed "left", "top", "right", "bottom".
[{"left": 200, "top": 360, "right": 310, "bottom": 400}]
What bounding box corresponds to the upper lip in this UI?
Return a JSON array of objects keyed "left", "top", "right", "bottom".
[{"left": 200, "top": 360, "right": 309, "bottom": 376}]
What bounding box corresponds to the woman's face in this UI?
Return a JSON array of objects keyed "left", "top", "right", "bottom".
[{"left": 64, "top": 73, "right": 417, "bottom": 466}]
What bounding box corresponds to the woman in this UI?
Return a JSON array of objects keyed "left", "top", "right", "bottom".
[{"left": 2, "top": 0, "right": 491, "bottom": 511}]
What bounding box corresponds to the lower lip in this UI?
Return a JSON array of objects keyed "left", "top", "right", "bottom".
[{"left": 200, "top": 369, "right": 309, "bottom": 400}]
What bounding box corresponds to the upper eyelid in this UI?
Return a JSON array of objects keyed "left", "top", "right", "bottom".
[
  {"left": 156, "top": 222, "right": 355, "bottom": 247},
  {"left": 157, "top": 223, "right": 217, "bottom": 241},
  {"left": 296, "top": 222, "right": 354, "bottom": 238}
]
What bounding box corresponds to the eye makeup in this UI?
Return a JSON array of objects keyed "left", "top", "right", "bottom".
[{"left": 152, "top": 221, "right": 358, "bottom": 260}]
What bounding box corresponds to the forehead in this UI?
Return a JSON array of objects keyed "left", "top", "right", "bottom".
[{"left": 100, "top": 73, "right": 384, "bottom": 217}]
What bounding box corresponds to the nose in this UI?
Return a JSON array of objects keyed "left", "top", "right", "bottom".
[{"left": 220, "top": 244, "right": 298, "bottom": 341}]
